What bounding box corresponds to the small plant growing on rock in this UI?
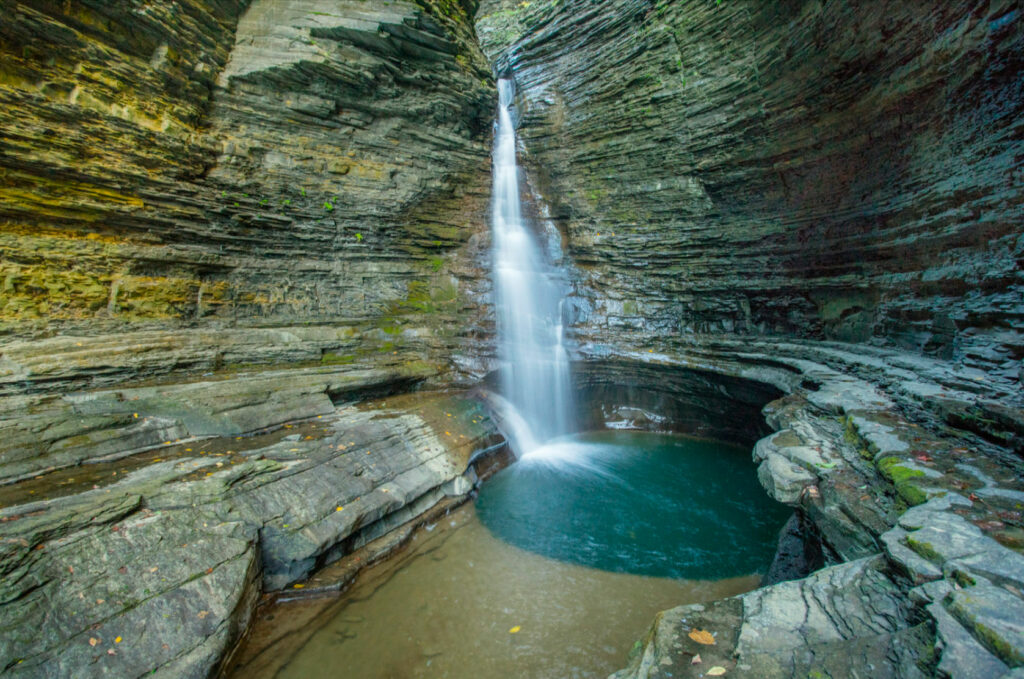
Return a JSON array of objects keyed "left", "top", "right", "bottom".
[{"left": 323, "top": 199, "right": 334, "bottom": 211}]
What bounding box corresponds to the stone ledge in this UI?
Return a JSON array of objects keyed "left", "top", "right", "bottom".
[
  {"left": 0, "top": 390, "right": 502, "bottom": 676},
  {"left": 594, "top": 337, "right": 1024, "bottom": 678}
]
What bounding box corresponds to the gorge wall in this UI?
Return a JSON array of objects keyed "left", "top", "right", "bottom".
[
  {"left": 0, "top": 0, "right": 1023, "bottom": 676},
  {"left": 1, "top": 0, "right": 495, "bottom": 390},
  {"left": 478, "top": 0, "right": 1023, "bottom": 387},
  {"left": 0, "top": 0, "right": 499, "bottom": 482}
]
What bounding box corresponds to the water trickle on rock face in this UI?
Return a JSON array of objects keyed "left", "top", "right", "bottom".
[{"left": 491, "top": 78, "right": 573, "bottom": 454}]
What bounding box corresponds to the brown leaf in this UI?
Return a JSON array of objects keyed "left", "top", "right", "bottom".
[{"left": 688, "top": 629, "right": 716, "bottom": 645}]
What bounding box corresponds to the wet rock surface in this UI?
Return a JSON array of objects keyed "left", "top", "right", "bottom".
[
  {"left": 580, "top": 338, "right": 1024, "bottom": 677},
  {"left": 0, "top": 391, "right": 501, "bottom": 676}
]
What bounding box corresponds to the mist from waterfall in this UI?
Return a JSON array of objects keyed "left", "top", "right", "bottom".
[{"left": 491, "top": 78, "right": 573, "bottom": 455}]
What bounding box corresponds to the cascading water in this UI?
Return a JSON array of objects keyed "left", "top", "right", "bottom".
[{"left": 491, "top": 78, "right": 573, "bottom": 455}]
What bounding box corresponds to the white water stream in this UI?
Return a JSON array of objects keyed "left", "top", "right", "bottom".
[{"left": 491, "top": 78, "right": 573, "bottom": 454}]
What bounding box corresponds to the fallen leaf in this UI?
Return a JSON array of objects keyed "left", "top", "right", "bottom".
[
  {"left": 336, "top": 506, "right": 344, "bottom": 512},
  {"left": 509, "top": 626, "right": 521, "bottom": 634},
  {"left": 197, "top": 610, "right": 209, "bottom": 619},
  {"left": 107, "top": 649, "right": 116, "bottom": 656},
  {"left": 114, "top": 637, "right": 122, "bottom": 644},
  {"left": 691, "top": 654, "right": 702, "bottom": 665},
  {"left": 688, "top": 629, "right": 716, "bottom": 645},
  {"left": 149, "top": 567, "right": 158, "bottom": 573},
  {"left": 707, "top": 667, "right": 727, "bottom": 676},
  {"left": 293, "top": 584, "right": 304, "bottom": 589},
  {"left": 89, "top": 638, "right": 98, "bottom": 647}
]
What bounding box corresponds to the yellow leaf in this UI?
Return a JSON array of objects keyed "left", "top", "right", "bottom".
[
  {"left": 114, "top": 637, "right": 122, "bottom": 644},
  {"left": 707, "top": 667, "right": 727, "bottom": 676},
  {"left": 336, "top": 506, "right": 344, "bottom": 512},
  {"left": 688, "top": 629, "right": 716, "bottom": 645},
  {"left": 509, "top": 626, "right": 521, "bottom": 634},
  {"left": 293, "top": 584, "right": 304, "bottom": 589}
]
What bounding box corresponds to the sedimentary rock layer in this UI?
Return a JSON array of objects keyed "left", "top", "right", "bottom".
[
  {"left": 478, "top": 0, "right": 1023, "bottom": 384},
  {"left": 1, "top": 0, "right": 495, "bottom": 378},
  {"left": 582, "top": 338, "right": 1024, "bottom": 677},
  {"left": 0, "top": 391, "right": 501, "bottom": 676}
]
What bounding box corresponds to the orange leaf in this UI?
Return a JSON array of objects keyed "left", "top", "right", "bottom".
[{"left": 688, "top": 629, "right": 716, "bottom": 645}]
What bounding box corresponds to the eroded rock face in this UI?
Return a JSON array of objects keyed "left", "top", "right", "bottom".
[
  {"left": 0, "top": 0, "right": 495, "bottom": 376},
  {"left": 593, "top": 341, "right": 1024, "bottom": 677},
  {"left": 0, "top": 391, "right": 501, "bottom": 676},
  {"left": 0, "top": 0, "right": 500, "bottom": 478},
  {"left": 477, "top": 0, "right": 1024, "bottom": 384}
]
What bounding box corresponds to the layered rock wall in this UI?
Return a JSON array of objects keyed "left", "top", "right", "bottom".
[
  {"left": 0, "top": 0, "right": 498, "bottom": 479},
  {"left": 1, "top": 0, "right": 494, "bottom": 382},
  {"left": 478, "top": 0, "right": 1023, "bottom": 385}
]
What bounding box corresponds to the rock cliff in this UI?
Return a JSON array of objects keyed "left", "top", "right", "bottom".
[
  {"left": 478, "top": 0, "right": 1023, "bottom": 386},
  {"left": 1, "top": 0, "right": 497, "bottom": 481}
]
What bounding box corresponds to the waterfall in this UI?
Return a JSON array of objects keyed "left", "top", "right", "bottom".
[{"left": 491, "top": 78, "right": 574, "bottom": 455}]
